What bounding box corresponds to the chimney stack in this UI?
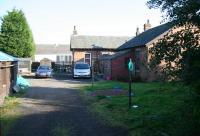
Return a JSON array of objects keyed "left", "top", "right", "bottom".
[
  {"left": 136, "top": 27, "right": 140, "bottom": 36},
  {"left": 73, "top": 26, "right": 78, "bottom": 35},
  {"left": 144, "top": 19, "right": 151, "bottom": 31}
]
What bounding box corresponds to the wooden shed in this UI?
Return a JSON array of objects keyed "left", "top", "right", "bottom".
[
  {"left": 18, "top": 58, "right": 32, "bottom": 75},
  {"left": 99, "top": 50, "right": 134, "bottom": 81},
  {"left": 0, "top": 51, "right": 18, "bottom": 105}
]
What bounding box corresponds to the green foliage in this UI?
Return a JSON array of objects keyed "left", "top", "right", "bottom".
[
  {"left": 0, "top": 9, "right": 35, "bottom": 57},
  {"left": 149, "top": 25, "right": 200, "bottom": 81},
  {"left": 147, "top": 0, "right": 200, "bottom": 93},
  {"left": 184, "top": 48, "right": 200, "bottom": 91},
  {"left": 0, "top": 96, "right": 20, "bottom": 136},
  {"left": 0, "top": 90, "right": 26, "bottom": 136},
  {"left": 51, "top": 126, "right": 70, "bottom": 136},
  {"left": 147, "top": 0, "right": 200, "bottom": 27}
]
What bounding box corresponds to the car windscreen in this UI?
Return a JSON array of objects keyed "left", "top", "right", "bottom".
[
  {"left": 38, "top": 66, "right": 51, "bottom": 70},
  {"left": 75, "top": 64, "right": 90, "bottom": 69}
]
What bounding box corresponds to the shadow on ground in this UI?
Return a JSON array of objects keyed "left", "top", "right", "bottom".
[{"left": 7, "top": 85, "right": 130, "bottom": 136}]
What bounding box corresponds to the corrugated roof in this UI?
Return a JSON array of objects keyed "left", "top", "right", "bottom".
[
  {"left": 70, "top": 35, "right": 131, "bottom": 50},
  {"left": 117, "top": 22, "right": 174, "bottom": 51},
  {"left": 36, "top": 44, "right": 71, "bottom": 54},
  {"left": 0, "top": 51, "right": 18, "bottom": 61}
]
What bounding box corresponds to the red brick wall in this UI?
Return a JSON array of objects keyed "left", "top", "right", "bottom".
[
  {"left": 74, "top": 51, "right": 85, "bottom": 62},
  {"left": 102, "top": 46, "right": 160, "bottom": 82},
  {"left": 100, "top": 59, "right": 111, "bottom": 79},
  {"left": 111, "top": 51, "right": 134, "bottom": 81},
  {"left": 73, "top": 51, "right": 102, "bottom": 72},
  {"left": 73, "top": 51, "right": 100, "bottom": 63}
]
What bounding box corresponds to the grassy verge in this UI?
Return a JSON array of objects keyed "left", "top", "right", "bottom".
[
  {"left": 0, "top": 90, "right": 26, "bottom": 136},
  {"left": 51, "top": 126, "right": 71, "bottom": 136},
  {"left": 81, "top": 81, "right": 200, "bottom": 136}
]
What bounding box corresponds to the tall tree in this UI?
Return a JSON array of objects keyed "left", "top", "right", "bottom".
[
  {"left": 147, "top": 3, "right": 200, "bottom": 135},
  {"left": 0, "top": 9, "right": 35, "bottom": 57},
  {"left": 147, "top": 0, "right": 200, "bottom": 27},
  {"left": 147, "top": 0, "right": 200, "bottom": 92}
]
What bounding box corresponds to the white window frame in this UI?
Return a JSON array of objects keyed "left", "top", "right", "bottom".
[
  {"left": 65, "top": 55, "right": 72, "bottom": 64},
  {"left": 60, "top": 55, "right": 65, "bottom": 62},
  {"left": 84, "top": 53, "right": 91, "bottom": 66}
]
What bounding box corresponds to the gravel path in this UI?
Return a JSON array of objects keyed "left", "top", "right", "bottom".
[{"left": 7, "top": 77, "right": 129, "bottom": 136}]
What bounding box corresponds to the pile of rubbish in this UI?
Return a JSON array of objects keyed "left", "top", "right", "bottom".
[{"left": 13, "top": 75, "right": 31, "bottom": 92}]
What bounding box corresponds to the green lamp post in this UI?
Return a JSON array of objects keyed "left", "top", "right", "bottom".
[{"left": 128, "top": 58, "right": 135, "bottom": 108}]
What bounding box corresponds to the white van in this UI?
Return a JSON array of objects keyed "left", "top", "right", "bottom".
[{"left": 73, "top": 62, "right": 91, "bottom": 78}]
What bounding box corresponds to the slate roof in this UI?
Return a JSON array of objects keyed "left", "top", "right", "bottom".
[
  {"left": 36, "top": 44, "right": 71, "bottom": 55},
  {"left": 99, "top": 50, "right": 131, "bottom": 61},
  {"left": 70, "top": 35, "right": 131, "bottom": 50},
  {"left": 0, "top": 51, "right": 18, "bottom": 61},
  {"left": 117, "top": 22, "right": 174, "bottom": 51}
]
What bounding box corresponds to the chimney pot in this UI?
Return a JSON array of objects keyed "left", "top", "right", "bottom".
[
  {"left": 136, "top": 27, "right": 140, "bottom": 36},
  {"left": 144, "top": 20, "right": 151, "bottom": 31},
  {"left": 73, "top": 26, "right": 78, "bottom": 35}
]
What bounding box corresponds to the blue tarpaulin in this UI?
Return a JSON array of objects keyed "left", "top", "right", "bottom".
[
  {"left": 0, "top": 51, "right": 18, "bottom": 61},
  {"left": 17, "top": 75, "right": 31, "bottom": 89}
]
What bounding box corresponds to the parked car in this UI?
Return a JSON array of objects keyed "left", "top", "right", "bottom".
[
  {"left": 73, "top": 62, "right": 91, "bottom": 78},
  {"left": 35, "top": 65, "right": 53, "bottom": 78}
]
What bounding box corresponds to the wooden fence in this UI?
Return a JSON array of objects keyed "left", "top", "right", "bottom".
[{"left": 0, "top": 61, "right": 17, "bottom": 105}]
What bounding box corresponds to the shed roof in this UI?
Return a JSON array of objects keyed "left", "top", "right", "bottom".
[
  {"left": 70, "top": 35, "right": 131, "bottom": 50},
  {"left": 117, "top": 22, "right": 174, "bottom": 51},
  {"left": 0, "top": 51, "right": 18, "bottom": 61},
  {"left": 36, "top": 44, "right": 71, "bottom": 55},
  {"left": 100, "top": 50, "right": 131, "bottom": 61}
]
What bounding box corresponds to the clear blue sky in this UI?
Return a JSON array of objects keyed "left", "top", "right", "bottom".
[{"left": 0, "top": 0, "right": 162, "bottom": 44}]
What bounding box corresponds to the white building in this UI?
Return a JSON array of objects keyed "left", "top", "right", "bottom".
[{"left": 35, "top": 44, "right": 72, "bottom": 64}]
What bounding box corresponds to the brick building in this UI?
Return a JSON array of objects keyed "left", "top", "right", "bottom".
[
  {"left": 70, "top": 26, "right": 130, "bottom": 73},
  {"left": 117, "top": 21, "right": 175, "bottom": 81},
  {"left": 99, "top": 50, "right": 134, "bottom": 80}
]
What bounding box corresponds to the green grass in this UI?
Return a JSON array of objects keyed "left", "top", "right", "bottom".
[
  {"left": 51, "top": 126, "right": 70, "bottom": 136},
  {"left": 0, "top": 90, "right": 26, "bottom": 136},
  {"left": 82, "top": 81, "right": 200, "bottom": 136},
  {"left": 83, "top": 81, "right": 128, "bottom": 91}
]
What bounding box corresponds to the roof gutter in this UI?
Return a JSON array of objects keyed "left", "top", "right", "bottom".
[
  {"left": 70, "top": 48, "right": 116, "bottom": 51},
  {"left": 116, "top": 44, "right": 146, "bottom": 51}
]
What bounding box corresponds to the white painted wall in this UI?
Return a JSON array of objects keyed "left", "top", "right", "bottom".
[
  {"left": 34, "top": 53, "right": 72, "bottom": 62},
  {"left": 34, "top": 54, "right": 57, "bottom": 62}
]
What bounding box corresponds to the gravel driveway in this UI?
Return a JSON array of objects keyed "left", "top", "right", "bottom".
[{"left": 7, "top": 77, "right": 129, "bottom": 136}]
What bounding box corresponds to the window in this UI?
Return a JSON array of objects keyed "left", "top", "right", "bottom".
[
  {"left": 60, "top": 55, "right": 65, "bottom": 62},
  {"left": 56, "top": 56, "right": 60, "bottom": 62},
  {"left": 69, "top": 56, "right": 72, "bottom": 63},
  {"left": 65, "top": 55, "right": 72, "bottom": 64},
  {"left": 56, "top": 55, "right": 64, "bottom": 63},
  {"left": 56, "top": 55, "right": 72, "bottom": 64},
  {"left": 84, "top": 53, "right": 91, "bottom": 66},
  {"left": 135, "top": 49, "right": 141, "bottom": 71},
  {"left": 75, "top": 63, "right": 90, "bottom": 69}
]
